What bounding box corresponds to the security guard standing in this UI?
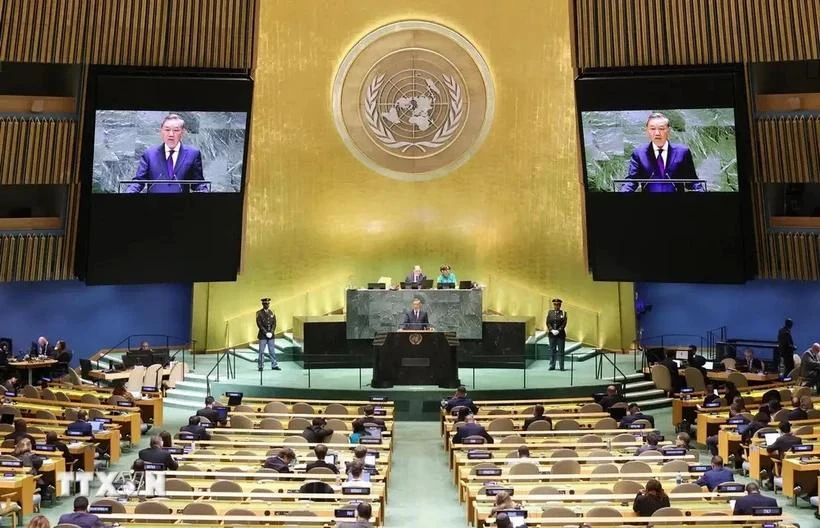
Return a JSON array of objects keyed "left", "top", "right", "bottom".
[
  {"left": 256, "top": 298, "right": 279, "bottom": 371},
  {"left": 547, "top": 298, "right": 568, "bottom": 371}
]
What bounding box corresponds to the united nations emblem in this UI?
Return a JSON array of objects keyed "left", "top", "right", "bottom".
[
  {"left": 408, "top": 333, "right": 423, "bottom": 345},
  {"left": 333, "top": 21, "right": 494, "bottom": 181}
]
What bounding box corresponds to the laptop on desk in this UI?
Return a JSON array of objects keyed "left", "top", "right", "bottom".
[{"left": 764, "top": 432, "right": 781, "bottom": 447}]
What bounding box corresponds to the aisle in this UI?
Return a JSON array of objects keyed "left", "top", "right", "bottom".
[{"left": 385, "top": 422, "right": 469, "bottom": 528}]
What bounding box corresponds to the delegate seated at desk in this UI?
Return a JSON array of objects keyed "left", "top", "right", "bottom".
[{"left": 400, "top": 298, "right": 429, "bottom": 330}]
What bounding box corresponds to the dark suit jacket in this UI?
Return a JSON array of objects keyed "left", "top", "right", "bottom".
[
  {"left": 445, "top": 396, "right": 478, "bottom": 413},
  {"left": 732, "top": 492, "right": 778, "bottom": 515},
  {"left": 66, "top": 420, "right": 93, "bottom": 436},
  {"left": 196, "top": 407, "right": 221, "bottom": 424},
  {"left": 767, "top": 433, "right": 802, "bottom": 458},
  {"left": 620, "top": 412, "right": 655, "bottom": 428},
  {"left": 126, "top": 143, "right": 206, "bottom": 193},
  {"left": 263, "top": 455, "right": 291, "bottom": 472},
  {"left": 302, "top": 425, "right": 333, "bottom": 443},
  {"left": 523, "top": 416, "right": 551, "bottom": 430},
  {"left": 306, "top": 459, "right": 339, "bottom": 473},
  {"left": 739, "top": 358, "right": 764, "bottom": 372},
  {"left": 180, "top": 424, "right": 211, "bottom": 440},
  {"left": 362, "top": 416, "right": 386, "bottom": 429},
  {"left": 620, "top": 142, "right": 702, "bottom": 192},
  {"left": 256, "top": 308, "right": 277, "bottom": 340},
  {"left": 452, "top": 422, "right": 494, "bottom": 444},
  {"left": 57, "top": 511, "right": 105, "bottom": 528},
  {"left": 138, "top": 446, "right": 178, "bottom": 470},
  {"left": 660, "top": 358, "right": 682, "bottom": 390},
  {"left": 777, "top": 327, "right": 796, "bottom": 358},
  {"left": 405, "top": 272, "right": 427, "bottom": 284},
  {"left": 599, "top": 394, "right": 624, "bottom": 411},
  {"left": 400, "top": 309, "right": 429, "bottom": 330},
  {"left": 546, "top": 310, "right": 567, "bottom": 338},
  {"left": 29, "top": 342, "right": 54, "bottom": 357}
]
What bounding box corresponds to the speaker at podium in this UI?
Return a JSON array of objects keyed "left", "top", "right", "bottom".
[{"left": 372, "top": 331, "right": 459, "bottom": 388}]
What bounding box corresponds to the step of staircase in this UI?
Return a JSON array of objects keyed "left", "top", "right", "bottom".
[
  {"left": 163, "top": 395, "right": 203, "bottom": 410},
  {"left": 567, "top": 347, "right": 599, "bottom": 362},
  {"left": 623, "top": 380, "right": 655, "bottom": 391},
  {"left": 637, "top": 397, "right": 674, "bottom": 410},
  {"left": 165, "top": 388, "right": 206, "bottom": 399},
  {"left": 175, "top": 379, "right": 207, "bottom": 390},
  {"left": 624, "top": 388, "right": 665, "bottom": 400},
  {"left": 600, "top": 372, "right": 645, "bottom": 383}
]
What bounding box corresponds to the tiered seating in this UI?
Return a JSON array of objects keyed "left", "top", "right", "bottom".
[
  {"left": 444, "top": 396, "right": 795, "bottom": 528},
  {"left": 90, "top": 395, "right": 394, "bottom": 527}
]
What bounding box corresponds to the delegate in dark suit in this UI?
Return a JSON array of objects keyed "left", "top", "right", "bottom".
[
  {"left": 776, "top": 319, "right": 796, "bottom": 374},
  {"left": 732, "top": 492, "right": 778, "bottom": 515},
  {"left": 66, "top": 420, "right": 93, "bottom": 436},
  {"left": 619, "top": 142, "right": 703, "bottom": 192},
  {"left": 180, "top": 424, "right": 211, "bottom": 441},
  {"left": 400, "top": 309, "right": 429, "bottom": 330},
  {"left": 452, "top": 421, "right": 494, "bottom": 444},
  {"left": 138, "top": 445, "right": 178, "bottom": 470},
  {"left": 126, "top": 143, "right": 206, "bottom": 193}
]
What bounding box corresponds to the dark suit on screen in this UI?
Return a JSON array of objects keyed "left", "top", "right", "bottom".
[
  {"left": 619, "top": 143, "right": 703, "bottom": 192},
  {"left": 400, "top": 309, "right": 429, "bottom": 330},
  {"left": 126, "top": 143, "right": 206, "bottom": 193}
]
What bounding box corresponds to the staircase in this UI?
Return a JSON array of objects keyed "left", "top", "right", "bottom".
[
  {"left": 234, "top": 333, "right": 303, "bottom": 364},
  {"left": 533, "top": 333, "right": 600, "bottom": 363},
  {"left": 165, "top": 373, "right": 208, "bottom": 410},
  {"left": 600, "top": 371, "right": 673, "bottom": 410}
]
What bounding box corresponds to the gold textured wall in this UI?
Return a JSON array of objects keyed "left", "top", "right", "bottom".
[{"left": 192, "top": 0, "right": 635, "bottom": 351}]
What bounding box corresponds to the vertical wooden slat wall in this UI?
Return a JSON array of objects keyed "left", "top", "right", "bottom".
[
  {"left": 574, "top": 0, "right": 820, "bottom": 67},
  {"left": 573, "top": 0, "right": 820, "bottom": 279},
  {"left": 0, "top": 0, "right": 257, "bottom": 281}
]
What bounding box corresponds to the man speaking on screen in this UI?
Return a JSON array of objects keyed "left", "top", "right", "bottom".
[
  {"left": 125, "top": 113, "right": 207, "bottom": 193},
  {"left": 618, "top": 112, "right": 704, "bottom": 193}
]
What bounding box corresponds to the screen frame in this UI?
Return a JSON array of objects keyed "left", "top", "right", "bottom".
[{"left": 574, "top": 64, "right": 756, "bottom": 283}]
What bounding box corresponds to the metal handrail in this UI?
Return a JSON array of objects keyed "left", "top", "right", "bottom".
[
  {"left": 595, "top": 349, "right": 629, "bottom": 386},
  {"left": 205, "top": 347, "right": 235, "bottom": 397}
]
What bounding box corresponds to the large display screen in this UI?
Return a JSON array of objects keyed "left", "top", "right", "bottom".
[
  {"left": 582, "top": 108, "right": 738, "bottom": 193},
  {"left": 76, "top": 68, "right": 253, "bottom": 285},
  {"left": 92, "top": 110, "right": 247, "bottom": 194},
  {"left": 576, "top": 67, "right": 755, "bottom": 283}
]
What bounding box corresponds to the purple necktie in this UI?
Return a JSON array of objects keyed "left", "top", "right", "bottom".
[
  {"left": 166, "top": 149, "right": 175, "bottom": 180},
  {"left": 646, "top": 147, "right": 674, "bottom": 193}
]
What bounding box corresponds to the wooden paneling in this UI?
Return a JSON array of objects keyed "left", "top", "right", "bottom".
[
  {"left": 0, "top": 118, "right": 76, "bottom": 185},
  {"left": 573, "top": 0, "right": 820, "bottom": 68},
  {"left": 756, "top": 93, "right": 820, "bottom": 113},
  {"left": 0, "top": 0, "right": 257, "bottom": 67},
  {"left": 0, "top": 184, "right": 79, "bottom": 282},
  {"left": 756, "top": 116, "right": 820, "bottom": 183},
  {"left": 0, "top": 217, "right": 63, "bottom": 230}
]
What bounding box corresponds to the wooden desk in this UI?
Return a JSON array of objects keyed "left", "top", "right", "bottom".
[
  {"left": 707, "top": 371, "right": 781, "bottom": 383},
  {"left": 8, "top": 360, "right": 57, "bottom": 385},
  {"left": 781, "top": 457, "right": 820, "bottom": 498},
  {"left": 98, "top": 513, "right": 382, "bottom": 526},
  {"left": 88, "top": 366, "right": 170, "bottom": 382},
  {"left": 53, "top": 387, "right": 163, "bottom": 426},
  {"left": 0, "top": 475, "right": 35, "bottom": 515}
]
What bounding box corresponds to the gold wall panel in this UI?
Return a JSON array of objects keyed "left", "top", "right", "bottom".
[
  {"left": 573, "top": 0, "right": 820, "bottom": 68},
  {"left": 193, "top": 0, "right": 634, "bottom": 351}
]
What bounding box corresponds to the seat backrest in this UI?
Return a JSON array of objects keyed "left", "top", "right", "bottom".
[
  {"left": 587, "top": 506, "right": 622, "bottom": 517},
  {"left": 469, "top": 462, "right": 497, "bottom": 475},
  {"left": 126, "top": 365, "right": 147, "bottom": 393},
  {"left": 583, "top": 487, "right": 612, "bottom": 495},
  {"left": 134, "top": 501, "right": 171, "bottom": 515},
  {"left": 329, "top": 432, "right": 348, "bottom": 444},
  {"left": 578, "top": 434, "right": 602, "bottom": 444},
  {"left": 528, "top": 485, "right": 559, "bottom": 495},
  {"left": 63, "top": 408, "right": 78, "bottom": 421},
  {"left": 263, "top": 401, "right": 289, "bottom": 414},
  {"left": 638, "top": 449, "right": 662, "bottom": 457},
  {"left": 291, "top": 402, "right": 315, "bottom": 414},
  {"left": 611, "top": 433, "right": 638, "bottom": 444},
  {"left": 772, "top": 409, "right": 790, "bottom": 422},
  {"left": 670, "top": 482, "right": 701, "bottom": 493},
  {"left": 21, "top": 385, "right": 39, "bottom": 399},
  {"left": 462, "top": 435, "right": 486, "bottom": 444},
  {"left": 590, "top": 463, "right": 619, "bottom": 475},
  {"left": 324, "top": 403, "right": 348, "bottom": 415},
  {"left": 259, "top": 418, "right": 283, "bottom": 430},
  {"left": 209, "top": 479, "right": 243, "bottom": 499},
  {"left": 579, "top": 403, "right": 603, "bottom": 413},
  {"left": 661, "top": 460, "right": 690, "bottom": 473},
  {"left": 143, "top": 364, "right": 162, "bottom": 388},
  {"left": 288, "top": 417, "right": 311, "bottom": 430},
  {"left": 182, "top": 501, "right": 217, "bottom": 518},
  {"left": 541, "top": 506, "right": 576, "bottom": 517},
  {"left": 229, "top": 414, "right": 254, "bottom": 429},
  {"left": 499, "top": 434, "right": 524, "bottom": 445},
  {"left": 721, "top": 358, "right": 736, "bottom": 370},
  {"left": 550, "top": 459, "right": 581, "bottom": 474},
  {"left": 325, "top": 418, "right": 348, "bottom": 431},
  {"left": 652, "top": 507, "right": 684, "bottom": 517},
  {"left": 55, "top": 391, "right": 71, "bottom": 402},
  {"left": 307, "top": 466, "right": 335, "bottom": 475},
  {"left": 225, "top": 508, "right": 257, "bottom": 516},
  {"left": 594, "top": 417, "right": 618, "bottom": 430},
  {"left": 283, "top": 435, "right": 308, "bottom": 444},
  {"left": 726, "top": 371, "right": 748, "bottom": 388},
  {"left": 233, "top": 405, "right": 256, "bottom": 413},
  {"left": 165, "top": 478, "right": 193, "bottom": 492},
  {"left": 684, "top": 367, "right": 706, "bottom": 392},
  {"left": 508, "top": 462, "right": 540, "bottom": 475},
  {"left": 80, "top": 393, "right": 100, "bottom": 405},
  {"left": 165, "top": 361, "right": 185, "bottom": 389},
  {"left": 553, "top": 419, "right": 580, "bottom": 431},
  {"left": 550, "top": 448, "right": 578, "bottom": 459},
  {"left": 620, "top": 460, "right": 652, "bottom": 474},
  {"left": 526, "top": 420, "right": 551, "bottom": 431},
  {"left": 650, "top": 365, "right": 672, "bottom": 392},
  {"left": 487, "top": 417, "right": 515, "bottom": 431},
  {"left": 612, "top": 479, "right": 643, "bottom": 494},
  {"left": 40, "top": 388, "right": 56, "bottom": 400},
  {"left": 35, "top": 409, "right": 57, "bottom": 421}
]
